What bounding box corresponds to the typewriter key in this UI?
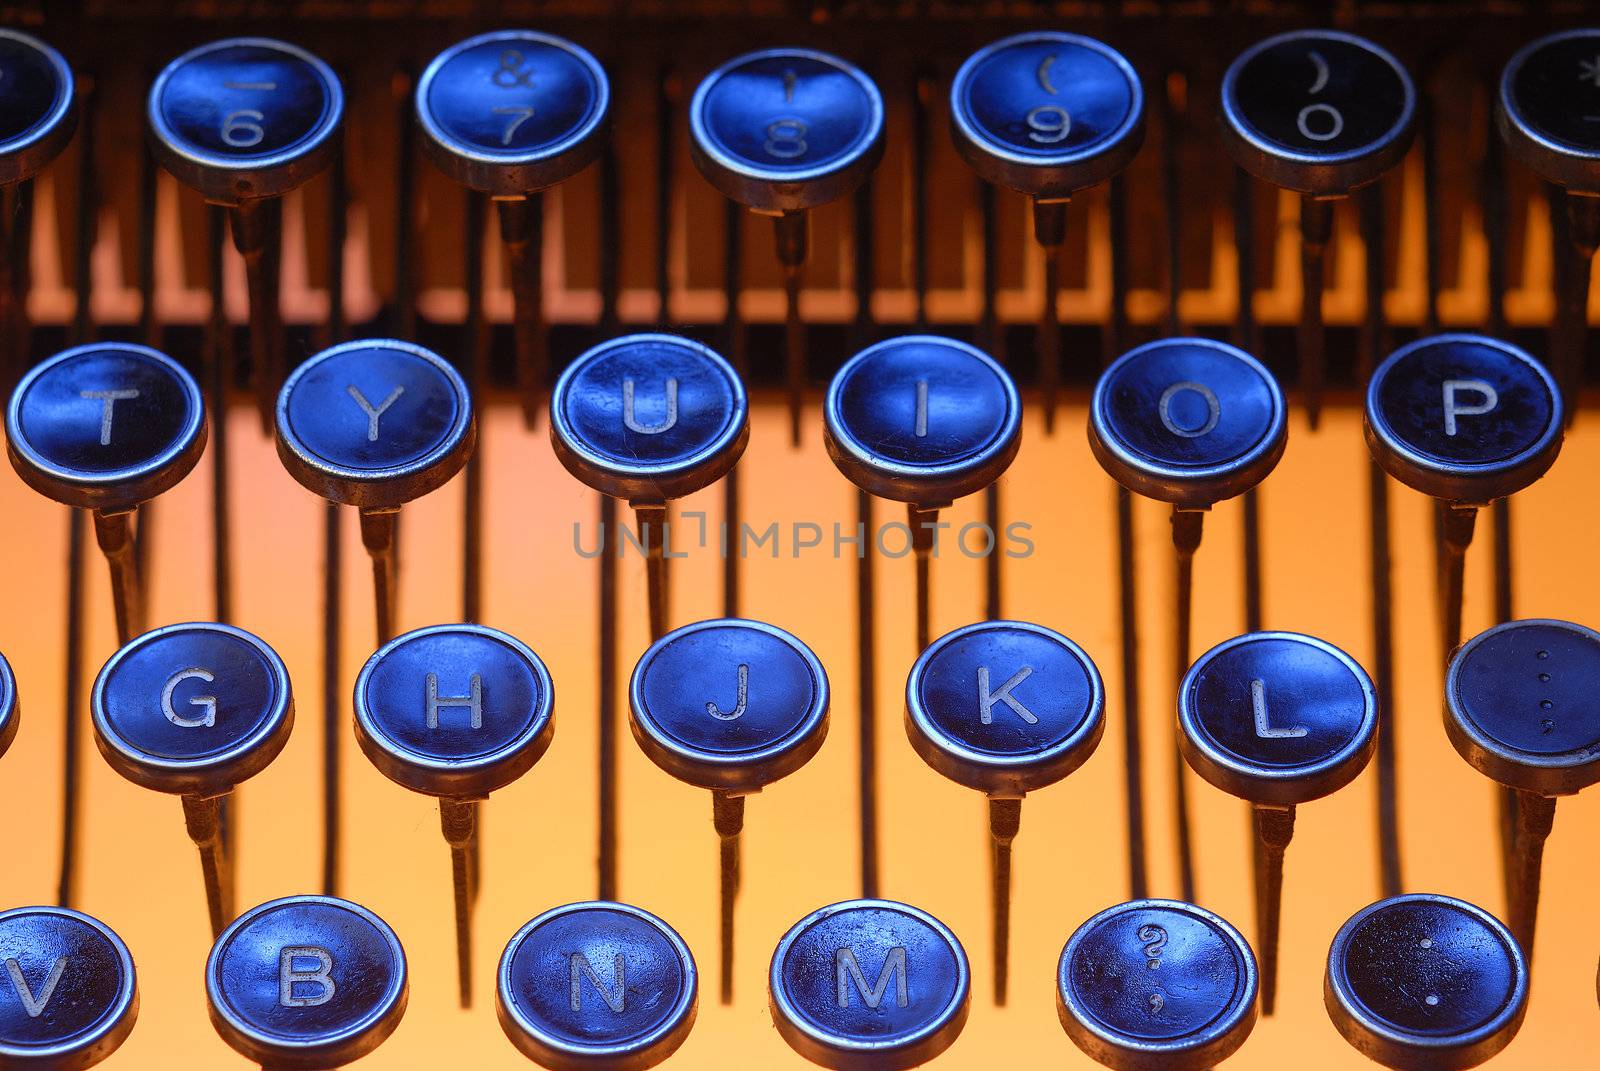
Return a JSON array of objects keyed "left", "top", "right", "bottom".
[
  {"left": 8, "top": 343, "right": 206, "bottom": 644},
  {"left": 905, "top": 621, "right": 1104, "bottom": 1005},
  {"left": 277, "top": 339, "right": 475, "bottom": 645},
  {"left": 1089, "top": 336, "right": 1287, "bottom": 899},
  {"left": 417, "top": 30, "right": 610, "bottom": 423},
  {"left": 769, "top": 899, "right": 970, "bottom": 1071},
  {"left": 1325, "top": 894, "right": 1527, "bottom": 1070},
  {"left": 689, "top": 48, "right": 884, "bottom": 444},
  {"left": 497, "top": 902, "right": 697, "bottom": 1070},
  {"left": 1364, "top": 334, "right": 1562, "bottom": 658},
  {"left": 1445, "top": 619, "right": 1600, "bottom": 960},
  {"left": 1178, "top": 632, "right": 1378, "bottom": 1016},
  {"left": 630, "top": 618, "right": 828, "bottom": 1003},
  {"left": 91, "top": 623, "right": 294, "bottom": 937},
  {"left": 207, "top": 896, "right": 407, "bottom": 1070},
  {"left": 0, "top": 651, "right": 17, "bottom": 762},
  {"left": 0, "top": 907, "right": 138, "bottom": 1070},
  {"left": 1221, "top": 30, "right": 1416, "bottom": 429},
  {"left": 0, "top": 28, "right": 75, "bottom": 188},
  {"left": 354, "top": 623, "right": 553, "bottom": 1008},
  {"left": 1057, "top": 899, "right": 1258, "bottom": 1071},
  {"left": 949, "top": 32, "right": 1144, "bottom": 432},
  {"left": 1498, "top": 29, "right": 1600, "bottom": 418},
  {"left": 148, "top": 37, "right": 344, "bottom": 430},
  {"left": 550, "top": 334, "right": 748, "bottom": 642},
  {"left": 824, "top": 336, "right": 1021, "bottom": 652}
]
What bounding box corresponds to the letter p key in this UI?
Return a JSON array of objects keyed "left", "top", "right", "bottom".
[{"left": 1442, "top": 379, "right": 1498, "bottom": 436}]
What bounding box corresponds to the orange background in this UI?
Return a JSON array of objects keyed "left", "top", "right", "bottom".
[{"left": 1, "top": 388, "right": 1595, "bottom": 1068}]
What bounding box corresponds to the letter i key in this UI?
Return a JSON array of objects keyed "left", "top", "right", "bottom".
[
  {"left": 550, "top": 334, "right": 748, "bottom": 642},
  {"left": 277, "top": 340, "right": 476, "bottom": 645},
  {"left": 824, "top": 336, "right": 1022, "bottom": 652},
  {"left": 0, "top": 906, "right": 138, "bottom": 1069},
  {"left": 1220, "top": 30, "right": 1416, "bottom": 428},
  {"left": 355, "top": 624, "right": 555, "bottom": 1008},
  {"left": 769, "top": 899, "right": 970, "bottom": 1069},
  {"left": 1497, "top": 29, "right": 1600, "bottom": 419},
  {"left": 207, "top": 895, "right": 408, "bottom": 1070},
  {"left": 497, "top": 902, "right": 698, "bottom": 1068},
  {"left": 905, "top": 621, "right": 1105, "bottom": 1005},
  {"left": 1178, "top": 632, "right": 1377, "bottom": 1015},
  {"left": 1088, "top": 337, "right": 1287, "bottom": 899},
  {"left": 91, "top": 623, "right": 294, "bottom": 937},
  {"left": 949, "top": 32, "right": 1145, "bottom": 432},
  {"left": 630, "top": 619, "right": 828, "bottom": 1003},
  {"left": 416, "top": 31, "right": 610, "bottom": 424},
  {"left": 1364, "top": 335, "right": 1563, "bottom": 659},
  {"left": 147, "top": 37, "right": 344, "bottom": 430},
  {"left": 8, "top": 344, "right": 207, "bottom": 644},
  {"left": 689, "top": 48, "right": 885, "bottom": 445}
]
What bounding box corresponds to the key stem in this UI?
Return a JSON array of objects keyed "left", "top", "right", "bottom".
[
  {"left": 182, "top": 792, "right": 234, "bottom": 938},
  {"left": 988, "top": 795, "right": 1022, "bottom": 1006},
  {"left": 93, "top": 507, "right": 144, "bottom": 645},
  {"left": 441, "top": 796, "right": 481, "bottom": 1008},
  {"left": 1033, "top": 199, "right": 1068, "bottom": 435},
  {"left": 1251, "top": 801, "right": 1296, "bottom": 1016},
  {"left": 359, "top": 506, "right": 401, "bottom": 646},
  {"left": 1171, "top": 506, "right": 1206, "bottom": 903},
  {"left": 712, "top": 789, "right": 745, "bottom": 1005}
]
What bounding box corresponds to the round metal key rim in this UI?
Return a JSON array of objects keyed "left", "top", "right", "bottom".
[
  {"left": 1496, "top": 29, "right": 1600, "bottom": 194},
  {"left": 0, "top": 28, "right": 77, "bottom": 187},
  {"left": 353, "top": 623, "right": 556, "bottom": 798},
  {"left": 905, "top": 620, "right": 1106, "bottom": 796},
  {"left": 1178, "top": 631, "right": 1379, "bottom": 806},
  {"left": 689, "top": 47, "right": 885, "bottom": 186},
  {"left": 275, "top": 338, "right": 476, "bottom": 509},
  {"left": 768, "top": 898, "right": 970, "bottom": 1071},
  {"left": 1363, "top": 333, "right": 1562, "bottom": 505},
  {"left": 1219, "top": 28, "right": 1417, "bottom": 195},
  {"left": 414, "top": 29, "right": 610, "bottom": 194},
  {"left": 0, "top": 905, "right": 138, "bottom": 1065},
  {"left": 948, "top": 31, "right": 1145, "bottom": 197},
  {"left": 206, "top": 895, "right": 407, "bottom": 1070},
  {"left": 6, "top": 342, "right": 208, "bottom": 513},
  {"left": 1088, "top": 336, "right": 1287, "bottom": 508},
  {"left": 824, "top": 334, "right": 1022, "bottom": 507},
  {"left": 1324, "top": 893, "right": 1527, "bottom": 1071},
  {"left": 496, "top": 901, "right": 698, "bottom": 1070},
  {"left": 1444, "top": 618, "right": 1600, "bottom": 796},
  {"left": 91, "top": 621, "right": 293, "bottom": 796},
  {"left": 628, "top": 617, "right": 829, "bottom": 792},
  {"left": 549, "top": 333, "right": 748, "bottom": 505},
  {"left": 1056, "top": 898, "right": 1258, "bottom": 1071},
  {"left": 0, "top": 650, "right": 17, "bottom": 761}
]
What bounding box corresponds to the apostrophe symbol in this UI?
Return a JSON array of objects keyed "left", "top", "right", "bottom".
[
  {"left": 1037, "top": 54, "right": 1058, "bottom": 95},
  {"left": 1308, "top": 50, "right": 1330, "bottom": 95},
  {"left": 783, "top": 68, "right": 797, "bottom": 103},
  {"left": 1137, "top": 924, "right": 1168, "bottom": 970}
]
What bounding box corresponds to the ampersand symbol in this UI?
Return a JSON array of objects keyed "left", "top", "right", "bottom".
[{"left": 492, "top": 50, "right": 534, "bottom": 88}]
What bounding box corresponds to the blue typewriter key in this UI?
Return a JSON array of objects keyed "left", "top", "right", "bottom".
[
  {"left": 0, "top": 907, "right": 138, "bottom": 1070},
  {"left": 207, "top": 896, "right": 407, "bottom": 1070},
  {"left": 277, "top": 339, "right": 475, "bottom": 645},
  {"left": 148, "top": 36, "right": 344, "bottom": 429},
  {"left": 905, "top": 621, "right": 1104, "bottom": 1005},
  {"left": 1325, "top": 894, "right": 1527, "bottom": 1070},
  {"left": 497, "top": 901, "right": 697, "bottom": 1070},
  {"left": 630, "top": 618, "right": 828, "bottom": 1003},
  {"left": 1365, "top": 333, "right": 1562, "bottom": 657},
  {"left": 91, "top": 622, "right": 293, "bottom": 937},
  {"left": 7, "top": 342, "right": 206, "bottom": 643},
  {"left": 1222, "top": 30, "right": 1416, "bottom": 429},
  {"left": 550, "top": 333, "right": 748, "bottom": 642},
  {"left": 769, "top": 899, "right": 970, "bottom": 1070},
  {"left": 355, "top": 623, "right": 554, "bottom": 1008},
  {"left": 1445, "top": 619, "right": 1600, "bottom": 960},
  {"left": 0, "top": 650, "right": 16, "bottom": 762},
  {"left": 1178, "top": 631, "right": 1377, "bottom": 1016},
  {"left": 0, "top": 28, "right": 75, "bottom": 188},
  {"left": 689, "top": 48, "right": 884, "bottom": 444},
  {"left": 417, "top": 30, "right": 610, "bottom": 422},
  {"left": 1498, "top": 29, "right": 1600, "bottom": 420},
  {"left": 824, "top": 335, "right": 1021, "bottom": 651},
  {"left": 1057, "top": 899, "right": 1258, "bottom": 1071},
  {"left": 1089, "top": 337, "right": 1286, "bottom": 899},
  {"left": 950, "top": 32, "right": 1144, "bottom": 432}
]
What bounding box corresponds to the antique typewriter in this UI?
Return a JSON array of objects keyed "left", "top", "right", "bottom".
[{"left": 0, "top": 1, "right": 1596, "bottom": 1068}]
